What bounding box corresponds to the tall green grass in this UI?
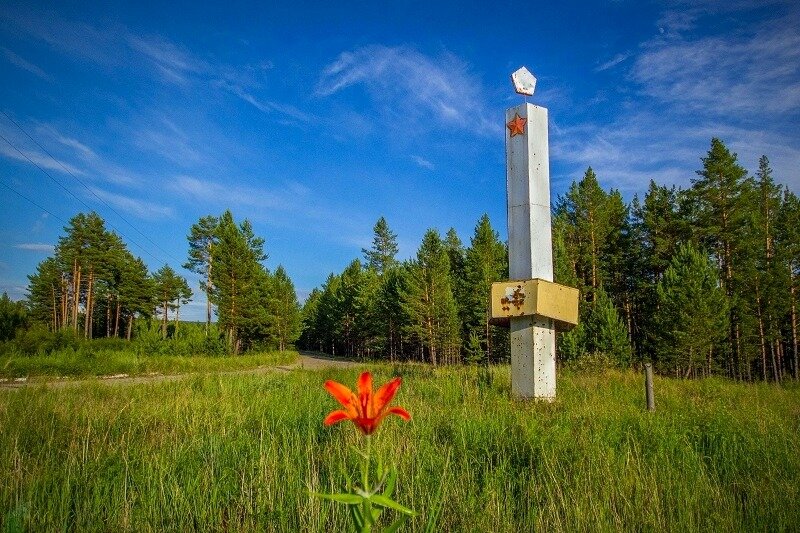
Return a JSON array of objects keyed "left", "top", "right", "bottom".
[
  {"left": 1, "top": 366, "right": 798, "bottom": 531},
  {"left": 0, "top": 350, "right": 298, "bottom": 379}
]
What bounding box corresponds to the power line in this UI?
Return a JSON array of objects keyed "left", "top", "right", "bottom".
[
  {"left": 2, "top": 176, "right": 203, "bottom": 287},
  {"left": 0, "top": 132, "right": 96, "bottom": 213},
  {"left": 0, "top": 132, "right": 167, "bottom": 265},
  {"left": 1, "top": 110, "right": 186, "bottom": 267},
  {"left": 0, "top": 179, "right": 69, "bottom": 225}
]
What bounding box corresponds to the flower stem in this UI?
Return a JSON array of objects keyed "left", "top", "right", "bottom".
[{"left": 361, "top": 435, "right": 373, "bottom": 532}]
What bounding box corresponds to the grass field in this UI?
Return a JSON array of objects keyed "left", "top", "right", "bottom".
[
  {"left": 0, "top": 350, "right": 298, "bottom": 380},
  {"left": 1, "top": 365, "right": 798, "bottom": 531}
]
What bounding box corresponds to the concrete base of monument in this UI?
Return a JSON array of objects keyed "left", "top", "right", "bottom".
[{"left": 510, "top": 315, "right": 556, "bottom": 400}]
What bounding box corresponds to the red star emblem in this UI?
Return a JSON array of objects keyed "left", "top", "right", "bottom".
[{"left": 507, "top": 113, "right": 527, "bottom": 137}]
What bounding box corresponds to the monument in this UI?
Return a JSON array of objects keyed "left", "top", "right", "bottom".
[{"left": 491, "top": 67, "right": 579, "bottom": 400}]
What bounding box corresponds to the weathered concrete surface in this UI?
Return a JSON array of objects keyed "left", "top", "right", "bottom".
[{"left": 506, "top": 102, "right": 556, "bottom": 400}]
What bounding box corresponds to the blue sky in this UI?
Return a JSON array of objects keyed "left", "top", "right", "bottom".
[{"left": 1, "top": 0, "right": 799, "bottom": 320}]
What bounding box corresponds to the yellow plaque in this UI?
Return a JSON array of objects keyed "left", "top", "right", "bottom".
[{"left": 490, "top": 279, "right": 579, "bottom": 330}]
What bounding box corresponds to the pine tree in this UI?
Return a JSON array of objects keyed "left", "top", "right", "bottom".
[
  {"left": 26, "top": 257, "right": 64, "bottom": 331},
  {"left": 556, "top": 168, "right": 625, "bottom": 299},
  {"left": 653, "top": 243, "right": 729, "bottom": 377},
  {"left": 463, "top": 215, "right": 506, "bottom": 363},
  {"left": 299, "top": 288, "right": 322, "bottom": 352},
  {"left": 554, "top": 168, "right": 629, "bottom": 359},
  {"left": 374, "top": 266, "right": 408, "bottom": 361},
  {"left": 0, "top": 293, "right": 27, "bottom": 341},
  {"left": 184, "top": 215, "right": 219, "bottom": 332},
  {"left": 362, "top": 217, "right": 399, "bottom": 274},
  {"left": 209, "top": 211, "right": 266, "bottom": 353},
  {"left": 271, "top": 265, "right": 302, "bottom": 351},
  {"left": 629, "top": 182, "right": 693, "bottom": 356},
  {"left": 752, "top": 155, "right": 788, "bottom": 381},
  {"left": 55, "top": 213, "right": 90, "bottom": 333},
  {"left": 443, "top": 227, "right": 466, "bottom": 329},
  {"left": 316, "top": 274, "right": 342, "bottom": 355},
  {"left": 584, "top": 288, "right": 631, "bottom": 366},
  {"left": 400, "top": 229, "right": 460, "bottom": 365},
  {"left": 691, "top": 138, "right": 753, "bottom": 379},
  {"left": 152, "top": 265, "right": 190, "bottom": 338},
  {"left": 777, "top": 190, "right": 800, "bottom": 380},
  {"left": 117, "top": 257, "right": 155, "bottom": 340}
]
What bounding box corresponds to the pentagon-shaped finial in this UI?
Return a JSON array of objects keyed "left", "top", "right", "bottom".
[{"left": 511, "top": 66, "right": 536, "bottom": 96}]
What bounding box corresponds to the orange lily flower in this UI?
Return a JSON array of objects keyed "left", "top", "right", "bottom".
[{"left": 324, "top": 371, "right": 411, "bottom": 435}]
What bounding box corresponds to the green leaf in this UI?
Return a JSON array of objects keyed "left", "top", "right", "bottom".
[
  {"left": 382, "top": 468, "right": 397, "bottom": 498},
  {"left": 369, "top": 495, "right": 417, "bottom": 516},
  {"left": 348, "top": 504, "right": 364, "bottom": 529},
  {"left": 384, "top": 515, "right": 410, "bottom": 533},
  {"left": 311, "top": 492, "right": 363, "bottom": 505}
]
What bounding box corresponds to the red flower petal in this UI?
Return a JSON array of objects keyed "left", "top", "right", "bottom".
[
  {"left": 386, "top": 406, "right": 411, "bottom": 421},
  {"left": 373, "top": 377, "right": 402, "bottom": 415},
  {"left": 357, "top": 372, "right": 373, "bottom": 417},
  {"left": 324, "top": 380, "right": 358, "bottom": 417},
  {"left": 323, "top": 410, "right": 351, "bottom": 426}
]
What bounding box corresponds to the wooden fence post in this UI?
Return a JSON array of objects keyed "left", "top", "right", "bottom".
[{"left": 645, "top": 362, "right": 655, "bottom": 412}]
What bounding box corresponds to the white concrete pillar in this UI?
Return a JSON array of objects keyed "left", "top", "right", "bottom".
[{"left": 505, "top": 102, "right": 556, "bottom": 400}]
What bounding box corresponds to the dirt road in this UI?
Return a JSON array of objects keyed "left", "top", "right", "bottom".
[{"left": 0, "top": 352, "right": 358, "bottom": 390}]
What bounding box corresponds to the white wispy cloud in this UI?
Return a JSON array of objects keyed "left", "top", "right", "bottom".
[
  {"left": 127, "top": 34, "right": 209, "bottom": 84},
  {"left": 0, "top": 136, "right": 86, "bottom": 176},
  {"left": 318, "top": 45, "right": 500, "bottom": 136},
  {"left": 557, "top": 3, "right": 800, "bottom": 193},
  {"left": 411, "top": 155, "right": 434, "bottom": 169},
  {"left": 594, "top": 52, "right": 631, "bottom": 72},
  {"left": 170, "top": 175, "right": 371, "bottom": 246},
  {"left": 215, "top": 81, "right": 314, "bottom": 123},
  {"left": 1, "top": 46, "right": 51, "bottom": 80},
  {"left": 553, "top": 107, "right": 800, "bottom": 193},
  {"left": 632, "top": 18, "right": 800, "bottom": 116},
  {"left": 6, "top": 9, "right": 309, "bottom": 128},
  {"left": 127, "top": 34, "right": 313, "bottom": 124},
  {"left": 132, "top": 119, "right": 203, "bottom": 166},
  {"left": 88, "top": 187, "right": 173, "bottom": 219},
  {"left": 171, "top": 175, "right": 287, "bottom": 209},
  {"left": 14, "top": 243, "right": 54, "bottom": 252},
  {"left": 36, "top": 125, "right": 98, "bottom": 161},
  {"left": 2, "top": 7, "right": 125, "bottom": 66},
  {"left": 31, "top": 212, "right": 49, "bottom": 233},
  {"left": 43, "top": 126, "right": 140, "bottom": 186}
]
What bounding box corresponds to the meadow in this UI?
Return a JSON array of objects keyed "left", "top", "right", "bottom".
[
  {"left": 0, "top": 323, "right": 298, "bottom": 380},
  {"left": 1, "top": 364, "right": 798, "bottom": 531},
  {"left": 0, "top": 349, "right": 297, "bottom": 380}
]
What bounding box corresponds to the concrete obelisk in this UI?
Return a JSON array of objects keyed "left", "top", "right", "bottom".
[{"left": 505, "top": 67, "right": 556, "bottom": 400}]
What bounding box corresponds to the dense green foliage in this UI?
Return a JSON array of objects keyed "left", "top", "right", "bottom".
[
  {"left": 0, "top": 293, "right": 27, "bottom": 342},
  {"left": 302, "top": 139, "right": 800, "bottom": 381},
  {"left": 1, "top": 367, "right": 797, "bottom": 530},
  {"left": 14, "top": 210, "right": 302, "bottom": 358},
  {"left": 0, "top": 322, "right": 299, "bottom": 378},
  {"left": 188, "top": 210, "right": 302, "bottom": 354},
  {"left": 26, "top": 212, "right": 163, "bottom": 340},
  {"left": 300, "top": 218, "right": 510, "bottom": 365}
]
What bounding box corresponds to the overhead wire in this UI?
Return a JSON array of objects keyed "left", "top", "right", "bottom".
[
  {"left": 0, "top": 131, "right": 171, "bottom": 267},
  {"left": 1, "top": 110, "right": 187, "bottom": 267},
  {"left": 0, "top": 179, "right": 69, "bottom": 225}
]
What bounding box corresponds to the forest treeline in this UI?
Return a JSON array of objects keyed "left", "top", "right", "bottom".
[
  {"left": 300, "top": 138, "right": 800, "bottom": 381},
  {"left": 5, "top": 210, "right": 301, "bottom": 354}
]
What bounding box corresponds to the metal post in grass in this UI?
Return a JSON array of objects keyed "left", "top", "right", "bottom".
[{"left": 645, "top": 362, "right": 655, "bottom": 412}]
